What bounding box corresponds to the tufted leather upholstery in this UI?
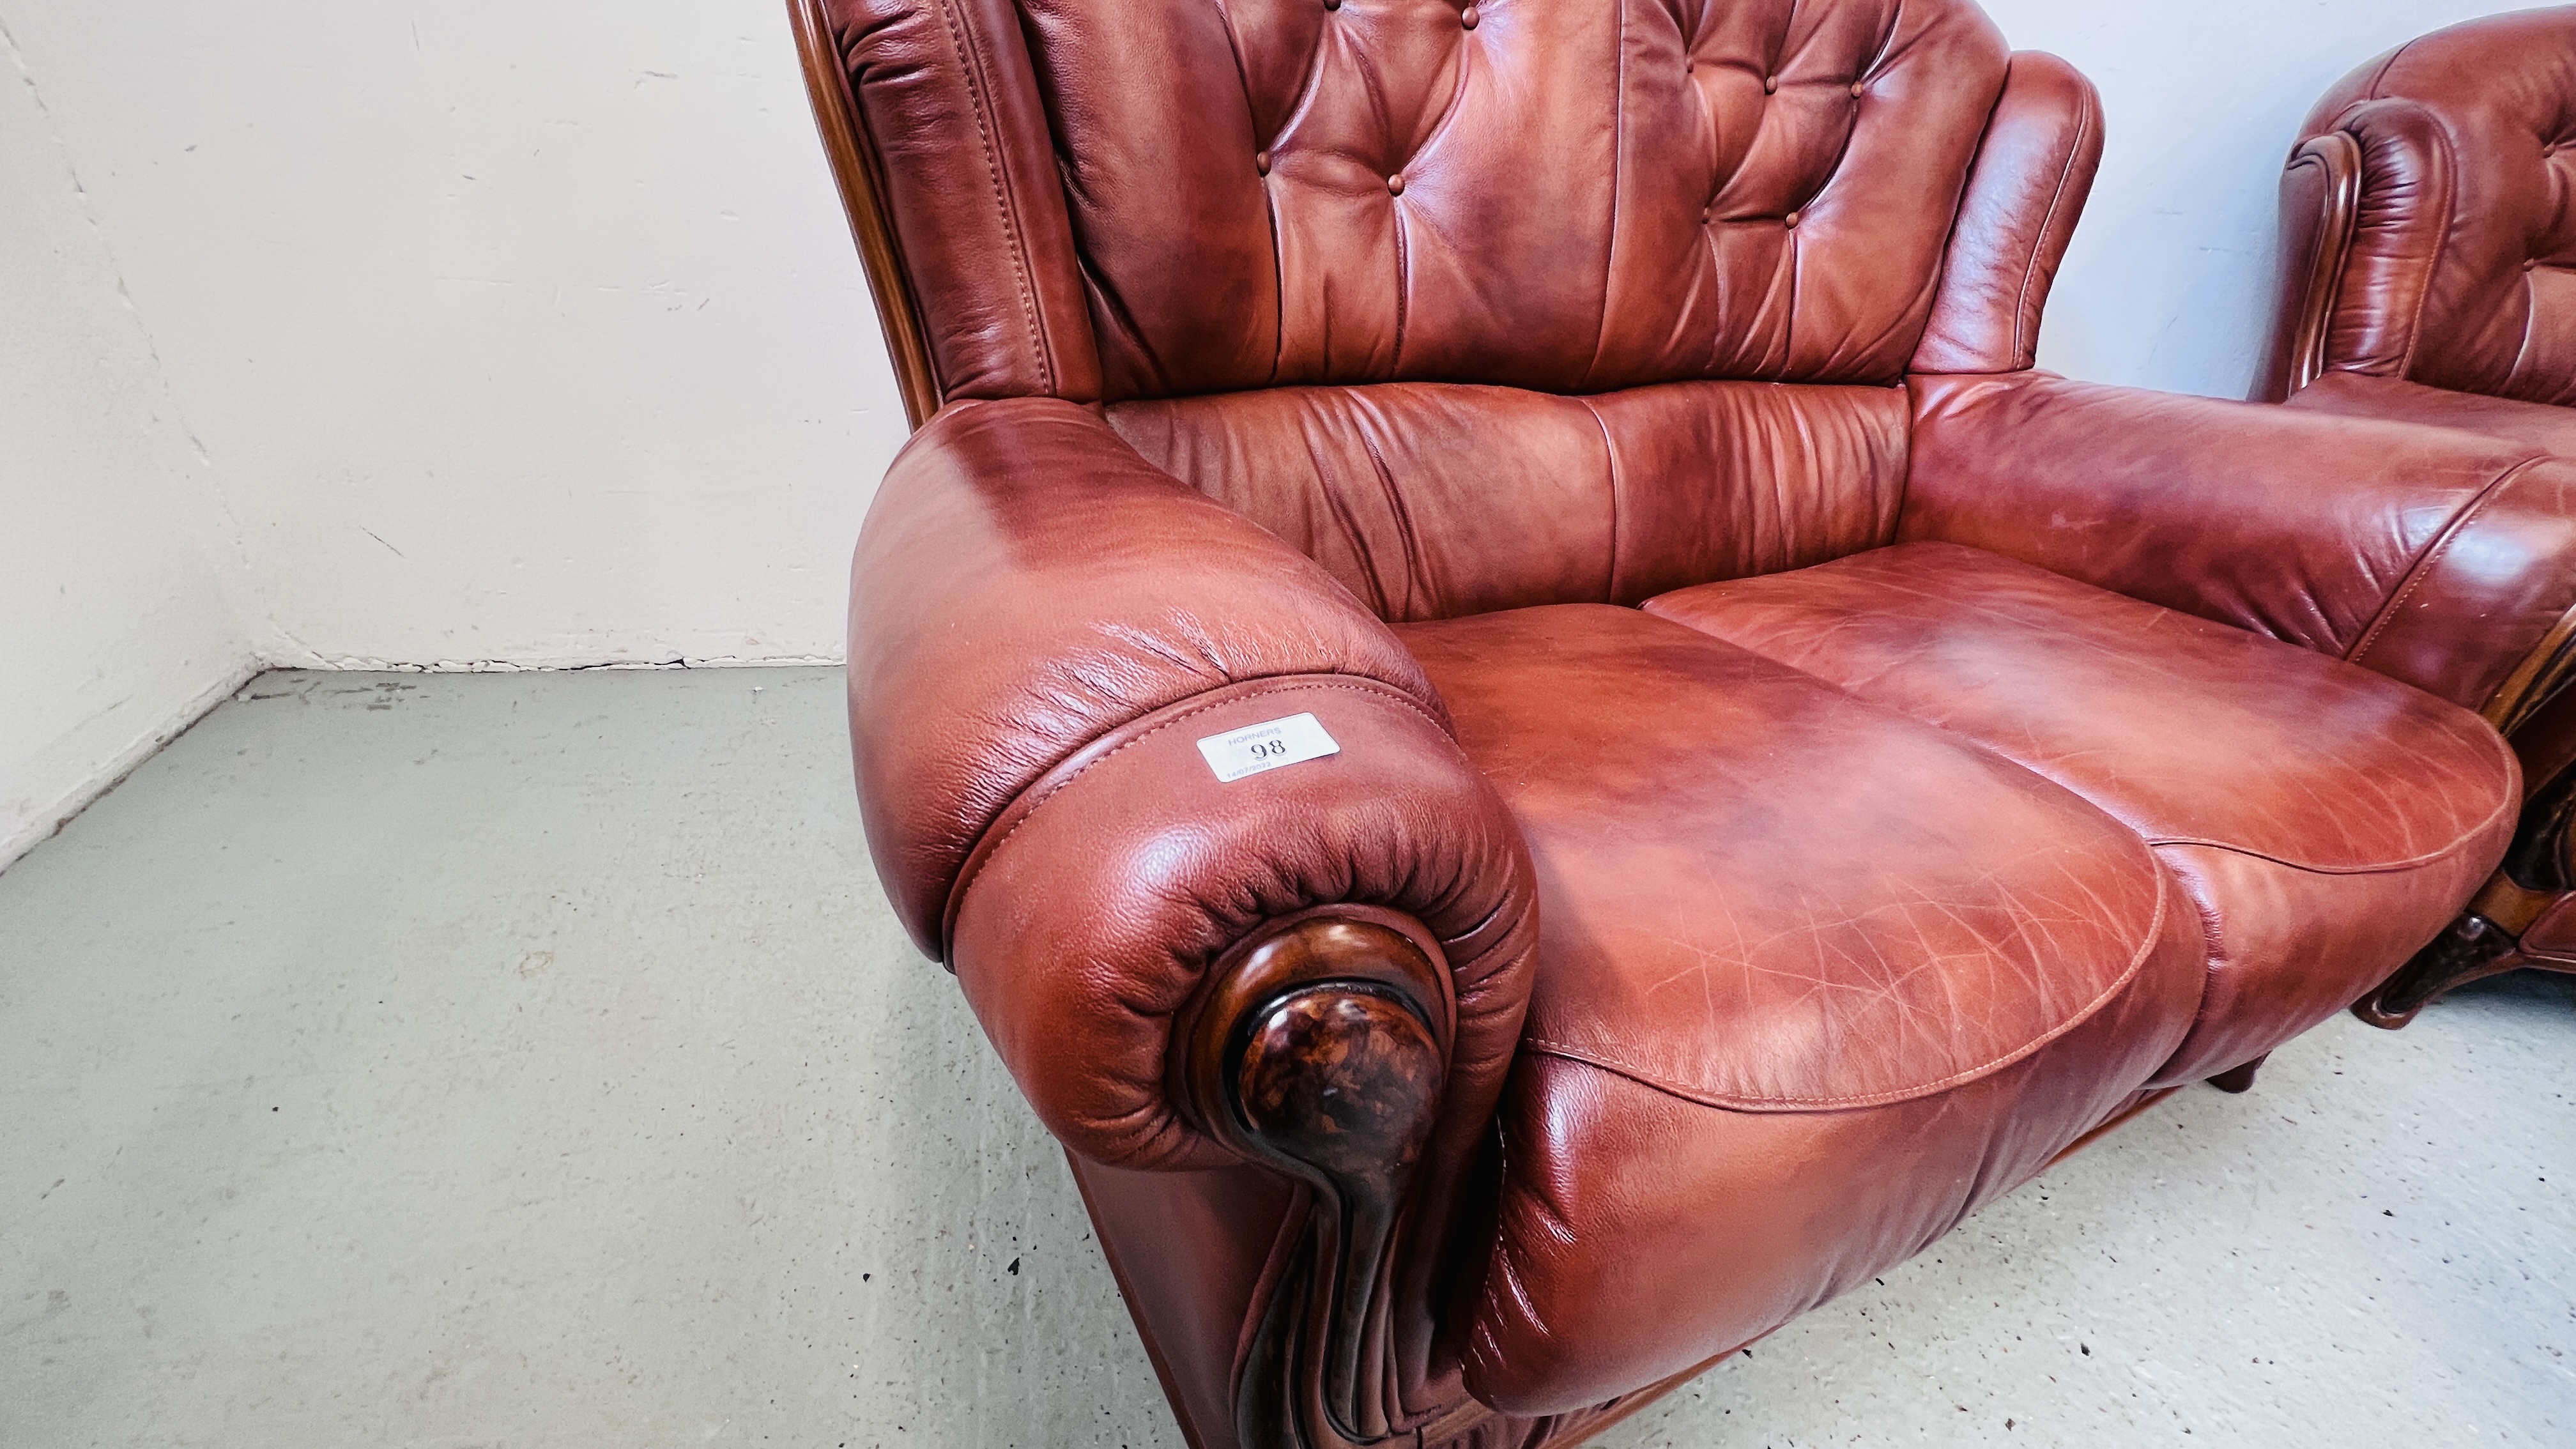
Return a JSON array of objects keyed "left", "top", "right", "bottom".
[
  {"left": 832, "top": 0, "right": 2026, "bottom": 400},
  {"left": 806, "top": 2, "right": 2541, "bottom": 1443}
]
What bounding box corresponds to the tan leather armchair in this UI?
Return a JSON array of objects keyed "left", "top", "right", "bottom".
[
  {"left": 796, "top": 3, "right": 2556, "bottom": 1445},
  {"left": 2260, "top": 6, "right": 2576, "bottom": 1024}
]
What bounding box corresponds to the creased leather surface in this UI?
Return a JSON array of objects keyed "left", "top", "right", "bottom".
[
  {"left": 1905, "top": 370, "right": 2576, "bottom": 710},
  {"left": 2283, "top": 371, "right": 2576, "bottom": 716},
  {"left": 1914, "top": 51, "right": 2102, "bottom": 374},
  {"left": 1107, "top": 379, "right": 1907, "bottom": 620},
  {"left": 1400, "top": 604, "right": 2202, "bottom": 1411},
  {"left": 1648, "top": 542, "right": 2518, "bottom": 1082},
  {"left": 2290, "top": 10, "right": 2576, "bottom": 406},
  {"left": 1000, "top": 0, "right": 2007, "bottom": 397},
  {"left": 1463, "top": 964, "right": 2194, "bottom": 1416},
  {"left": 1399, "top": 604, "right": 2189, "bottom": 1112},
  {"left": 847, "top": 396, "right": 1446, "bottom": 956},
  {"left": 2146, "top": 843, "right": 2502, "bottom": 1083}
]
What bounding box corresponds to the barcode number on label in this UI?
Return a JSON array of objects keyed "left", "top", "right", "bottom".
[{"left": 1197, "top": 713, "right": 1341, "bottom": 783}]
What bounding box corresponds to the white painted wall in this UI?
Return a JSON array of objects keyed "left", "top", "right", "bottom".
[
  {"left": 0, "top": 0, "right": 2554, "bottom": 860},
  {"left": 1, "top": 19, "right": 258, "bottom": 868},
  {"left": 0, "top": 1, "right": 900, "bottom": 671}
]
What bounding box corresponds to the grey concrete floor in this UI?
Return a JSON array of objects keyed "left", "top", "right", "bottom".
[{"left": 1, "top": 668, "right": 2568, "bottom": 1448}]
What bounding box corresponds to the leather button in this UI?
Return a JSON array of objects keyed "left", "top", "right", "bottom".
[
  {"left": 1388, "top": 173, "right": 1405, "bottom": 196},
  {"left": 1784, "top": 210, "right": 1802, "bottom": 229},
  {"left": 1256, "top": 150, "right": 1271, "bottom": 176},
  {"left": 1763, "top": 75, "right": 1779, "bottom": 94},
  {"left": 1460, "top": 4, "right": 1477, "bottom": 27},
  {"left": 1851, "top": 80, "right": 1867, "bottom": 98}
]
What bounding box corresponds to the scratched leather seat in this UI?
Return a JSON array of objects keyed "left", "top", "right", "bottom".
[
  {"left": 792, "top": 1, "right": 2548, "bottom": 1443},
  {"left": 2258, "top": 6, "right": 2576, "bottom": 1025}
]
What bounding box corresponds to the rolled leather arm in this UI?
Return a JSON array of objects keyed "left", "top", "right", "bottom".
[
  {"left": 2255, "top": 98, "right": 2453, "bottom": 402},
  {"left": 849, "top": 397, "right": 1539, "bottom": 1172},
  {"left": 1903, "top": 371, "right": 2576, "bottom": 717}
]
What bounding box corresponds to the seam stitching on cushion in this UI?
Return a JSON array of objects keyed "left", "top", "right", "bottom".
[
  {"left": 2146, "top": 782, "right": 2515, "bottom": 877},
  {"left": 1517, "top": 867, "right": 2175, "bottom": 1113},
  {"left": 1391, "top": 27, "right": 1485, "bottom": 380},
  {"left": 2362, "top": 41, "right": 2412, "bottom": 102},
  {"left": 1786, "top": 0, "right": 1902, "bottom": 382},
  {"left": 2349, "top": 455, "right": 2544, "bottom": 666},
  {"left": 2011, "top": 75, "right": 2090, "bottom": 367},
  {"left": 1782, "top": 195, "right": 1803, "bottom": 378},
  {"left": 948, "top": 676, "right": 1450, "bottom": 933},
  {"left": 934, "top": 0, "right": 1053, "bottom": 395}
]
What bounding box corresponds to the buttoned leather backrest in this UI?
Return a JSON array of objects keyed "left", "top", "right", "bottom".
[
  {"left": 822, "top": 0, "right": 2078, "bottom": 406},
  {"left": 2299, "top": 8, "right": 2576, "bottom": 407}
]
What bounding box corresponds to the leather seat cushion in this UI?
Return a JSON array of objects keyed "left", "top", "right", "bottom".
[
  {"left": 1399, "top": 605, "right": 2204, "bottom": 1411},
  {"left": 1646, "top": 541, "right": 2520, "bottom": 1084}
]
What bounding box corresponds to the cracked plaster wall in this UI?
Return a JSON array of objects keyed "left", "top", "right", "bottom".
[
  {"left": 1, "top": 13, "right": 259, "bottom": 868},
  {"left": 1, "top": 1, "right": 896, "bottom": 866},
  {"left": 0, "top": 1, "right": 898, "bottom": 682}
]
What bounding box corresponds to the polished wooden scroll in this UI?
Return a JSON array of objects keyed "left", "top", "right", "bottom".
[
  {"left": 788, "top": 0, "right": 943, "bottom": 430},
  {"left": 1179, "top": 912, "right": 1455, "bottom": 1449}
]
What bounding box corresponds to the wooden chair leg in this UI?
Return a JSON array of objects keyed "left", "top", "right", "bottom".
[
  {"left": 2205, "top": 1055, "right": 2267, "bottom": 1094},
  {"left": 2354, "top": 914, "right": 2531, "bottom": 1029}
]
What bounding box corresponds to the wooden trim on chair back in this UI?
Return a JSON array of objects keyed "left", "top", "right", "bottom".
[
  {"left": 2257, "top": 132, "right": 2365, "bottom": 402},
  {"left": 789, "top": 0, "right": 943, "bottom": 431},
  {"left": 2487, "top": 600, "right": 2576, "bottom": 738}
]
